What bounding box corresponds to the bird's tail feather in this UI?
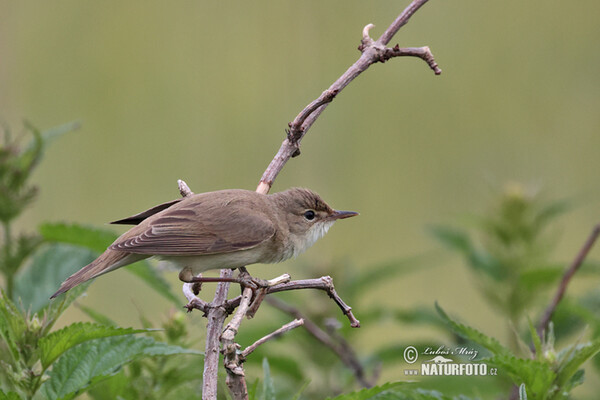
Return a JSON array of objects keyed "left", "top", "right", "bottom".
[{"left": 50, "top": 250, "right": 147, "bottom": 298}]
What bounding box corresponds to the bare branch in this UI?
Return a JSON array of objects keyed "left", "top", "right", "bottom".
[
  {"left": 266, "top": 297, "right": 372, "bottom": 388},
  {"left": 242, "top": 319, "right": 304, "bottom": 358},
  {"left": 223, "top": 275, "right": 360, "bottom": 328},
  {"left": 537, "top": 224, "right": 600, "bottom": 339},
  {"left": 268, "top": 276, "right": 360, "bottom": 328},
  {"left": 257, "top": 0, "right": 439, "bottom": 193},
  {"left": 202, "top": 270, "right": 233, "bottom": 400},
  {"left": 377, "top": 0, "right": 431, "bottom": 46},
  {"left": 182, "top": 279, "right": 209, "bottom": 314}
]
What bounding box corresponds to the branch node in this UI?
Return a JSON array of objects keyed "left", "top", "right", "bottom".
[{"left": 359, "top": 23, "right": 376, "bottom": 51}]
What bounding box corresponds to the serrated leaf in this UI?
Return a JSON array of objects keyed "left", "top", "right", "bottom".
[
  {"left": 39, "top": 322, "right": 149, "bottom": 369},
  {"left": 556, "top": 338, "right": 600, "bottom": 388},
  {"left": 41, "top": 335, "right": 201, "bottom": 400},
  {"left": 325, "top": 382, "right": 407, "bottom": 400},
  {"left": 0, "top": 293, "right": 28, "bottom": 362},
  {"left": 39, "top": 222, "right": 115, "bottom": 253},
  {"left": 435, "top": 303, "right": 511, "bottom": 357},
  {"left": 527, "top": 318, "right": 542, "bottom": 361},
  {"left": 262, "top": 358, "right": 275, "bottom": 400},
  {"left": 563, "top": 369, "right": 585, "bottom": 393},
  {"left": 12, "top": 243, "right": 96, "bottom": 313},
  {"left": 40, "top": 223, "right": 180, "bottom": 306},
  {"left": 487, "top": 353, "right": 554, "bottom": 398}
]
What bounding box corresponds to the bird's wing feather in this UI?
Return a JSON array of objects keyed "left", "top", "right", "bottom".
[
  {"left": 108, "top": 196, "right": 275, "bottom": 255},
  {"left": 110, "top": 198, "right": 183, "bottom": 225}
]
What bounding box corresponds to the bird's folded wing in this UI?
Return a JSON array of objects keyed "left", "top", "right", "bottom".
[
  {"left": 110, "top": 198, "right": 184, "bottom": 225},
  {"left": 109, "top": 205, "right": 275, "bottom": 255}
]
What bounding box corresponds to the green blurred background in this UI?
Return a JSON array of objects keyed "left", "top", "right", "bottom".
[{"left": 2, "top": 0, "right": 600, "bottom": 391}]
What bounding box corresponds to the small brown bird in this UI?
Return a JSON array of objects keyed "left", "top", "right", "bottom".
[{"left": 51, "top": 188, "right": 358, "bottom": 298}]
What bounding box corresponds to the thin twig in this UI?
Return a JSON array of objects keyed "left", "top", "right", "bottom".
[
  {"left": 536, "top": 224, "right": 600, "bottom": 339},
  {"left": 223, "top": 276, "right": 360, "bottom": 328},
  {"left": 242, "top": 319, "right": 305, "bottom": 358},
  {"left": 182, "top": 280, "right": 209, "bottom": 314},
  {"left": 256, "top": 0, "right": 439, "bottom": 193},
  {"left": 266, "top": 297, "right": 372, "bottom": 388}
]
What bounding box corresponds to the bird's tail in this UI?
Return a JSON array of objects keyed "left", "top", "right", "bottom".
[{"left": 50, "top": 250, "right": 147, "bottom": 298}]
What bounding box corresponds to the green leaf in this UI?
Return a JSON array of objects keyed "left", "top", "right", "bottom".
[
  {"left": 0, "top": 292, "right": 28, "bottom": 363},
  {"left": 39, "top": 222, "right": 115, "bottom": 253},
  {"left": 563, "top": 369, "right": 585, "bottom": 393},
  {"left": 39, "top": 322, "right": 150, "bottom": 369},
  {"left": 428, "top": 226, "right": 473, "bottom": 254},
  {"left": 487, "top": 353, "right": 555, "bottom": 398},
  {"left": 23, "top": 120, "right": 81, "bottom": 159},
  {"left": 527, "top": 318, "right": 542, "bottom": 361},
  {"left": 325, "top": 382, "right": 407, "bottom": 400},
  {"left": 435, "top": 303, "right": 511, "bottom": 357},
  {"left": 291, "top": 380, "right": 310, "bottom": 400},
  {"left": 518, "top": 266, "right": 564, "bottom": 291},
  {"left": 12, "top": 243, "right": 96, "bottom": 313},
  {"left": 519, "top": 383, "right": 527, "bottom": 400},
  {"left": 556, "top": 338, "right": 600, "bottom": 388},
  {"left": 261, "top": 358, "right": 275, "bottom": 400},
  {"left": 76, "top": 304, "right": 117, "bottom": 327},
  {"left": 350, "top": 254, "right": 437, "bottom": 295},
  {"left": 0, "top": 389, "right": 22, "bottom": 400},
  {"left": 247, "top": 379, "right": 259, "bottom": 400},
  {"left": 125, "top": 262, "right": 181, "bottom": 306},
  {"left": 41, "top": 335, "right": 202, "bottom": 400},
  {"left": 40, "top": 223, "right": 181, "bottom": 306}
]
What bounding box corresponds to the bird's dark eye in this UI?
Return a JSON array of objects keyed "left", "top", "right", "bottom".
[{"left": 303, "top": 210, "right": 316, "bottom": 221}]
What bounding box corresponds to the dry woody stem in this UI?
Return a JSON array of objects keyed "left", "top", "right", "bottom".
[
  {"left": 537, "top": 224, "right": 600, "bottom": 339},
  {"left": 185, "top": 1, "right": 441, "bottom": 399}
]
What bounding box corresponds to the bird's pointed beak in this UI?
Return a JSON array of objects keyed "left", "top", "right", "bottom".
[{"left": 331, "top": 210, "right": 359, "bottom": 220}]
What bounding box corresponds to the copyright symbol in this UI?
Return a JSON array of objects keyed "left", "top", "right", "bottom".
[{"left": 403, "top": 346, "right": 418, "bottom": 364}]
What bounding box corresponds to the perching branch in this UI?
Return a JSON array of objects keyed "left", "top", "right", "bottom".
[
  {"left": 536, "top": 224, "right": 600, "bottom": 339},
  {"left": 186, "top": 1, "right": 440, "bottom": 398},
  {"left": 256, "top": 0, "right": 440, "bottom": 194}
]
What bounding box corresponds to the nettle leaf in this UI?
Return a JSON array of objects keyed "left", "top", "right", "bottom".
[
  {"left": 39, "top": 322, "right": 150, "bottom": 369},
  {"left": 41, "top": 335, "right": 202, "bottom": 400},
  {"left": 488, "top": 353, "right": 555, "bottom": 398},
  {"left": 0, "top": 293, "right": 28, "bottom": 362},
  {"left": 518, "top": 266, "right": 564, "bottom": 291},
  {"left": 40, "top": 223, "right": 180, "bottom": 306},
  {"left": 435, "top": 303, "right": 511, "bottom": 357},
  {"left": 39, "top": 222, "right": 115, "bottom": 253},
  {"left": 556, "top": 338, "right": 600, "bottom": 388},
  {"left": 325, "top": 382, "right": 408, "bottom": 400},
  {"left": 13, "top": 243, "right": 96, "bottom": 313}
]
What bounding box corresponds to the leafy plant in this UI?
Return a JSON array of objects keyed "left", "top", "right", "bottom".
[
  {"left": 436, "top": 304, "right": 600, "bottom": 400},
  {"left": 0, "top": 122, "right": 202, "bottom": 400}
]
